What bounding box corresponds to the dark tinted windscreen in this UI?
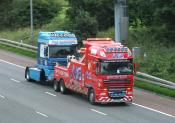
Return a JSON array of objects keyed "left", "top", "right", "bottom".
[
  {"left": 49, "top": 46, "right": 76, "bottom": 58},
  {"left": 100, "top": 60, "right": 133, "bottom": 75}
]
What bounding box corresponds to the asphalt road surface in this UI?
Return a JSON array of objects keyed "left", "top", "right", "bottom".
[{"left": 0, "top": 49, "right": 175, "bottom": 123}]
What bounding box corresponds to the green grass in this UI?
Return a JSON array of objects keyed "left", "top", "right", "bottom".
[
  {"left": 0, "top": 43, "right": 36, "bottom": 58},
  {"left": 97, "top": 27, "right": 115, "bottom": 39},
  {"left": 0, "top": 28, "right": 40, "bottom": 46},
  {"left": 135, "top": 80, "right": 175, "bottom": 98}
]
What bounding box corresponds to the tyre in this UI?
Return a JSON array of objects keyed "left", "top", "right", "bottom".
[
  {"left": 40, "top": 70, "right": 46, "bottom": 84},
  {"left": 25, "top": 67, "right": 32, "bottom": 82},
  {"left": 53, "top": 80, "right": 60, "bottom": 92},
  {"left": 88, "top": 89, "right": 96, "bottom": 105},
  {"left": 60, "top": 79, "right": 67, "bottom": 94}
]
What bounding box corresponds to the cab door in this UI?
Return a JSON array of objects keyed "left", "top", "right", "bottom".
[{"left": 38, "top": 43, "right": 48, "bottom": 67}]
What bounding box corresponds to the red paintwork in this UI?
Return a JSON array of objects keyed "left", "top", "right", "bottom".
[{"left": 54, "top": 38, "right": 134, "bottom": 103}]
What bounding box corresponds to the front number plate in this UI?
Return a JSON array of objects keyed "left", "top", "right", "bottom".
[{"left": 109, "top": 91, "right": 125, "bottom": 97}]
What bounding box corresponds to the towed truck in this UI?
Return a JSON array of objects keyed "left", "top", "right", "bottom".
[
  {"left": 25, "top": 31, "right": 78, "bottom": 83},
  {"left": 53, "top": 38, "right": 135, "bottom": 104}
]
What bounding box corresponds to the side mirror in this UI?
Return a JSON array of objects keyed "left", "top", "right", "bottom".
[
  {"left": 133, "top": 63, "right": 137, "bottom": 74},
  {"left": 96, "top": 62, "right": 99, "bottom": 75},
  {"left": 44, "top": 46, "right": 48, "bottom": 58}
]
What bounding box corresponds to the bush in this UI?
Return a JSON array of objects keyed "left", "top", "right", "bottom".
[
  {"left": 97, "top": 27, "right": 115, "bottom": 39},
  {"left": 74, "top": 11, "right": 98, "bottom": 39},
  {"left": 66, "top": 0, "right": 114, "bottom": 31}
]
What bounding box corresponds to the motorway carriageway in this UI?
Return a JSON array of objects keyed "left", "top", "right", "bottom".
[{"left": 0, "top": 49, "right": 175, "bottom": 123}]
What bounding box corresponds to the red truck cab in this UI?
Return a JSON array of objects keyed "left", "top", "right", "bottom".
[{"left": 53, "top": 38, "right": 134, "bottom": 104}]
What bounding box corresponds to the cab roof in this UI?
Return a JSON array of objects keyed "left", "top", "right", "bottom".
[
  {"left": 84, "top": 38, "right": 124, "bottom": 49},
  {"left": 38, "top": 31, "right": 77, "bottom": 45},
  {"left": 83, "top": 38, "right": 132, "bottom": 59}
]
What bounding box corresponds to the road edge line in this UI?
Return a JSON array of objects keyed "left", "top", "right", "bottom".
[
  {"left": 0, "top": 59, "right": 25, "bottom": 69},
  {"left": 91, "top": 109, "right": 108, "bottom": 116},
  {"left": 11, "top": 78, "right": 21, "bottom": 83},
  {"left": 0, "top": 94, "right": 5, "bottom": 99},
  {"left": 45, "top": 92, "right": 56, "bottom": 97},
  {"left": 133, "top": 103, "right": 175, "bottom": 119},
  {"left": 35, "top": 111, "right": 48, "bottom": 117}
]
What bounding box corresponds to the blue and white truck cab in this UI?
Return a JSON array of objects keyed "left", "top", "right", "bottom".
[{"left": 25, "top": 31, "right": 78, "bottom": 83}]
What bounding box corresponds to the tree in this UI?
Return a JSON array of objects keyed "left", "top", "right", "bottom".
[
  {"left": 128, "top": 0, "right": 154, "bottom": 27},
  {"left": 66, "top": 0, "right": 114, "bottom": 30},
  {"left": 73, "top": 10, "right": 98, "bottom": 40},
  {"left": 151, "top": 0, "right": 175, "bottom": 44},
  {"left": 0, "top": 0, "right": 61, "bottom": 29},
  {"left": 0, "top": 0, "right": 13, "bottom": 29},
  {"left": 128, "top": 0, "right": 175, "bottom": 44}
]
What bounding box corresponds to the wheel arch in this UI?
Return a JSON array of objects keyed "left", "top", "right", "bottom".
[
  {"left": 86, "top": 85, "right": 94, "bottom": 94},
  {"left": 40, "top": 69, "right": 46, "bottom": 81}
]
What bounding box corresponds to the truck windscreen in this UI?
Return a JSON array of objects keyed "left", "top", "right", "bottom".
[
  {"left": 49, "top": 46, "right": 76, "bottom": 58},
  {"left": 100, "top": 60, "right": 133, "bottom": 75}
]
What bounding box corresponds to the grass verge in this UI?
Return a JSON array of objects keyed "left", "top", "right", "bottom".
[
  {"left": 0, "top": 43, "right": 36, "bottom": 58},
  {"left": 135, "top": 80, "right": 175, "bottom": 98}
]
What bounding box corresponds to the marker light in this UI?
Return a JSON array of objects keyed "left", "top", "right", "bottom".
[
  {"left": 100, "top": 51, "right": 106, "bottom": 57},
  {"left": 118, "top": 48, "right": 120, "bottom": 52},
  {"left": 104, "top": 47, "right": 129, "bottom": 52},
  {"left": 114, "top": 48, "right": 117, "bottom": 52}
]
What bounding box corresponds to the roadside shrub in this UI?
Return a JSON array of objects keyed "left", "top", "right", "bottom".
[{"left": 97, "top": 27, "right": 115, "bottom": 39}]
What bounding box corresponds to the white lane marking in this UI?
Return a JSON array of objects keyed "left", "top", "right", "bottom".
[
  {"left": 11, "top": 78, "right": 21, "bottom": 83},
  {"left": 45, "top": 92, "right": 56, "bottom": 97},
  {"left": 91, "top": 109, "right": 108, "bottom": 116},
  {"left": 1, "top": 59, "right": 175, "bottom": 118},
  {"left": 0, "top": 94, "right": 5, "bottom": 99},
  {"left": 0, "top": 59, "right": 25, "bottom": 69},
  {"left": 36, "top": 111, "right": 48, "bottom": 117},
  {"left": 133, "top": 103, "right": 175, "bottom": 119}
]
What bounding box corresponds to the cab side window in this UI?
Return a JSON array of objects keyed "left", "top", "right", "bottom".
[{"left": 40, "top": 44, "right": 48, "bottom": 58}]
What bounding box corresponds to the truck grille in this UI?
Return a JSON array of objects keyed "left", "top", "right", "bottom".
[
  {"left": 103, "top": 79, "right": 130, "bottom": 84},
  {"left": 103, "top": 79, "right": 131, "bottom": 88}
]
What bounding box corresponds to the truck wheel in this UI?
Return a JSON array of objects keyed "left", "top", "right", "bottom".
[
  {"left": 54, "top": 80, "right": 60, "bottom": 92},
  {"left": 40, "top": 70, "right": 46, "bottom": 84},
  {"left": 25, "top": 67, "right": 31, "bottom": 82},
  {"left": 60, "top": 79, "right": 67, "bottom": 94},
  {"left": 88, "top": 89, "right": 96, "bottom": 105}
]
